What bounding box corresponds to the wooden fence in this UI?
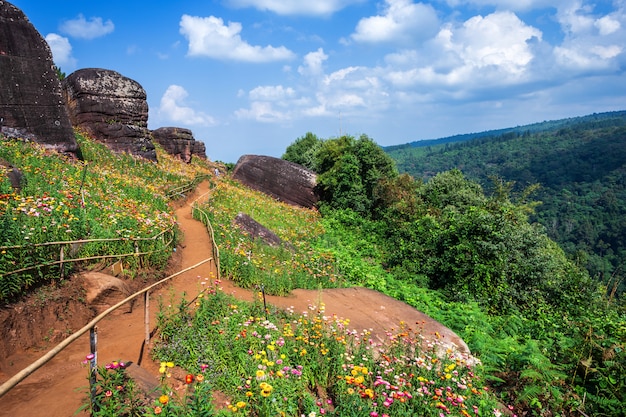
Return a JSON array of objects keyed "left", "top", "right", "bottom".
[{"left": 0, "top": 177, "right": 220, "bottom": 403}]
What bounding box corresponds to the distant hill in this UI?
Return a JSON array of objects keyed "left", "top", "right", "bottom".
[
  {"left": 385, "top": 110, "right": 626, "bottom": 294},
  {"left": 384, "top": 110, "right": 626, "bottom": 152}
]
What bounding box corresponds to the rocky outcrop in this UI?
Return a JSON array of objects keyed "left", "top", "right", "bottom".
[
  {"left": 232, "top": 155, "right": 319, "bottom": 209},
  {"left": 0, "top": 2, "right": 79, "bottom": 155},
  {"left": 80, "top": 271, "right": 133, "bottom": 315},
  {"left": 193, "top": 140, "right": 206, "bottom": 159},
  {"left": 0, "top": 157, "right": 25, "bottom": 191},
  {"left": 151, "top": 127, "right": 207, "bottom": 163},
  {"left": 233, "top": 212, "right": 290, "bottom": 248},
  {"left": 62, "top": 68, "right": 156, "bottom": 161}
]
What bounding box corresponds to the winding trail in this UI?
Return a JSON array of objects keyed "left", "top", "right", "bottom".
[{"left": 0, "top": 180, "right": 467, "bottom": 416}]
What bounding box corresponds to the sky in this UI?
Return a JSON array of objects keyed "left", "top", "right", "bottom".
[{"left": 10, "top": 0, "right": 626, "bottom": 163}]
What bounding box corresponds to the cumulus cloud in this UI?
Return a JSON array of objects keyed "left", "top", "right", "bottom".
[
  {"left": 249, "top": 85, "right": 296, "bottom": 101},
  {"left": 350, "top": 0, "right": 439, "bottom": 44},
  {"left": 179, "top": 15, "right": 295, "bottom": 62},
  {"left": 298, "top": 48, "right": 328, "bottom": 77},
  {"left": 595, "top": 15, "right": 621, "bottom": 35},
  {"left": 59, "top": 14, "right": 114, "bottom": 40},
  {"left": 158, "top": 85, "right": 217, "bottom": 126},
  {"left": 554, "top": 2, "right": 625, "bottom": 71},
  {"left": 226, "top": 0, "right": 363, "bottom": 16},
  {"left": 45, "top": 33, "right": 77, "bottom": 69},
  {"left": 234, "top": 101, "right": 290, "bottom": 122}
]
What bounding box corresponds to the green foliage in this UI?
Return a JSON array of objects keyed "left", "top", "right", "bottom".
[
  {"left": 80, "top": 361, "right": 145, "bottom": 417},
  {"left": 0, "top": 133, "right": 211, "bottom": 301},
  {"left": 79, "top": 358, "right": 219, "bottom": 417},
  {"left": 54, "top": 65, "right": 66, "bottom": 80},
  {"left": 196, "top": 179, "right": 349, "bottom": 295},
  {"left": 315, "top": 134, "right": 398, "bottom": 216},
  {"left": 281, "top": 131, "right": 322, "bottom": 170},
  {"left": 387, "top": 112, "right": 626, "bottom": 295},
  {"left": 152, "top": 286, "right": 502, "bottom": 417}
]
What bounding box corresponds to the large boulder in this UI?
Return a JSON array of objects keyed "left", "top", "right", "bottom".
[
  {"left": 232, "top": 155, "right": 319, "bottom": 209},
  {"left": 0, "top": 2, "right": 79, "bottom": 155},
  {"left": 233, "top": 212, "right": 289, "bottom": 248},
  {"left": 151, "top": 126, "right": 207, "bottom": 163},
  {"left": 80, "top": 271, "right": 133, "bottom": 315},
  {"left": 62, "top": 68, "right": 156, "bottom": 161}
]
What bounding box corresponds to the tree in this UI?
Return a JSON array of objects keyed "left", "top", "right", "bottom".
[
  {"left": 282, "top": 132, "right": 322, "bottom": 170},
  {"left": 315, "top": 134, "right": 398, "bottom": 216}
]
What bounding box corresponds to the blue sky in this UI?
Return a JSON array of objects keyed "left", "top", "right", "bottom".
[{"left": 11, "top": 0, "right": 626, "bottom": 163}]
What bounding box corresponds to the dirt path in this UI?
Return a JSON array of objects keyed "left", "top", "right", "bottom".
[{"left": 0, "top": 180, "right": 467, "bottom": 416}]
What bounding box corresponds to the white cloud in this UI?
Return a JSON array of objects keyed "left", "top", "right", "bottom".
[
  {"left": 226, "top": 0, "right": 363, "bottom": 16},
  {"left": 298, "top": 48, "right": 328, "bottom": 77},
  {"left": 179, "top": 15, "right": 295, "bottom": 62},
  {"left": 454, "top": 12, "right": 542, "bottom": 75},
  {"left": 382, "top": 11, "right": 542, "bottom": 91},
  {"left": 158, "top": 85, "right": 217, "bottom": 126},
  {"left": 44, "top": 33, "right": 77, "bottom": 69},
  {"left": 59, "top": 14, "right": 114, "bottom": 40},
  {"left": 249, "top": 85, "right": 296, "bottom": 101},
  {"left": 350, "top": 0, "right": 439, "bottom": 44},
  {"left": 235, "top": 101, "right": 290, "bottom": 122},
  {"left": 595, "top": 15, "right": 621, "bottom": 35},
  {"left": 553, "top": 2, "right": 625, "bottom": 71}
]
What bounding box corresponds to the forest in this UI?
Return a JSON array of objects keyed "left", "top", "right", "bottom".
[{"left": 385, "top": 110, "right": 626, "bottom": 296}]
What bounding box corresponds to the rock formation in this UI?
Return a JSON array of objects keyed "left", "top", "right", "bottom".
[
  {"left": 0, "top": 2, "right": 79, "bottom": 155},
  {"left": 62, "top": 68, "right": 156, "bottom": 161},
  {"left": 232, "top": 155, "right": 319, "bottom": 209},
  {"left": 151, "top": 126, "right": 207, "bottom": 163},
  {"left": 80, "top": 271, "right": 133, "bottom": 315},
  {"left": 0, "top": 157, "right": 25, "bottom": 191},
  {"left": 233, "top": 212, "right": 290, "bottom": 248}
]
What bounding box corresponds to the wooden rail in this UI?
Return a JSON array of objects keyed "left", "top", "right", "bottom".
[
  {"left": 0, "top": 258, "right": 213, "bottom": 398},
  {"left": 0, "top": 176, "right": 220, "bottom": 399}
]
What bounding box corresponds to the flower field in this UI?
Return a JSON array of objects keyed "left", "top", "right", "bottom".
[
  {"left": 87, "top": 283, "right": 504, "bottom": 417},
  {"left": 0, "top": 132, "right": 213, "bottom": 301},
  {"left": 199, "top": 179, "right": 350, "bottom": 295}
]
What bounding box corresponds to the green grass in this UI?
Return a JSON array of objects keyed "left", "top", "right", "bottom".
[
  {"left": 0, "top": 132, "right": 213, "bottom": 301},
  {"left": 198, "top": 179, "right": 349, "bottom": 295}
]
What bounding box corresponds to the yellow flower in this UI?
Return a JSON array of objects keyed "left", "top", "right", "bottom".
[
  {"left": 259, "top": 382, "right": 273, "bottom": 397},
  {"left": 166, "top": 361, "right": 175, "bottom": 368},
  {"left": 196, "top": 374, "right": 205, "bottom": 382},
  {"left": 236, "top": 401, "right": 246, "bottom": 409},
  {"left": 159, "top": 395, "right": 169, "bottom": 405},
  {"left": 256, "top": 370, "right": 266, "bottom": 380}
]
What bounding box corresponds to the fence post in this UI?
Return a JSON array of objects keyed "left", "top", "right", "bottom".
[
  {"left": 144, "top": 291, "right": 150, "bottom": 346},
  {"left": 89, "top": 326, "right": 98, "bottom": 414},
  {"left": 59, "top": 246, "right": 64, "bottom": 281}
]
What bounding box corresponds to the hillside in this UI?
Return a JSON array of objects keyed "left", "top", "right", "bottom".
[{"left": 386, "top": 110, "right": 626, "bottom": 294}]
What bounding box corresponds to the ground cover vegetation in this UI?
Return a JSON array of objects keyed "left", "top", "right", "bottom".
[
  {"left": 0, "top": 131, "right": 212, "bottom": 301},
  {"left": 2, "top": 127, "right": 623, "bottom": 416},
  {"left": 386, "top": 111, "right": 626, "bottom": 297},
  {"left": 138, "top": 133, "right": 624, "bottom": 416}
]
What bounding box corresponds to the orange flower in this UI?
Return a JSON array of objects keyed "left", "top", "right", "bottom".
[
  {"left": 159, "top": 395, "right": 169, "bottom": 405},
  {"left": 154, "top": 406, "right": 162, "bottom": 415}
]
